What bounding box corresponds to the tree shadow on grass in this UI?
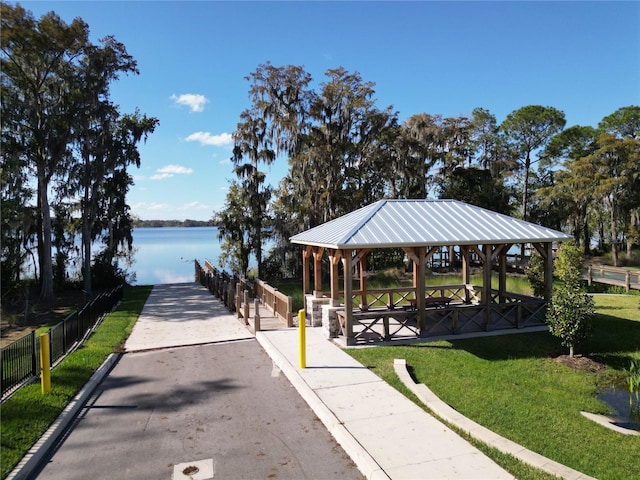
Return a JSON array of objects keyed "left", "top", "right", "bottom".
[
  {"left": 588, "top": 313, "right": 640, "bottom": 370},
  {"left": 403, "top": 313, "right": 640, "bottom": 371}
]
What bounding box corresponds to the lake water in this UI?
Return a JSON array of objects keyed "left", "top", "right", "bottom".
[{"left": 129, "top": 227, "right": 221, "bottom": 285}]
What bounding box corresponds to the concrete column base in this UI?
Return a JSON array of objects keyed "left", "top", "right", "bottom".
[
  {"left": 322, "top": 304, "right": 343, "bottom": 338},
  {"left": 305, "top": 294, "right": 330, "bottom": 327}
]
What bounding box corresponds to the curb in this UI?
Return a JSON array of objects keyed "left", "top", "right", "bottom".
[
  {"left": 7, "top": 354, "right": 121, "bottom": 480},
  {"left": 255, "top": 331, "right": 389, "bottom": 480},
  {"left": 393, "top": 359, "right": 597, "bottom": 480}
]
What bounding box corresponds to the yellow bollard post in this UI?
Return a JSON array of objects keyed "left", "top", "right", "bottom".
[
  {"left": 299, "top": 309, "right": 306, "bottom": 369},
  {"left": 40, "top": 334, "right": 51, "bottom": 394}
]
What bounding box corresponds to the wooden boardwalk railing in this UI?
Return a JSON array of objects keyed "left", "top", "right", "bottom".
[
  {"left": 194, "top": 260, "right": 293, "bottom": 330},
  {"left": 255, "top": 279, "right": 293, "bottom": 327},
  {"left": 584, "top": 264, "right": 640, "bottom": 292}
]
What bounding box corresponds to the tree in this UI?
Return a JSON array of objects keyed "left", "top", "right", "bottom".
[
  {"left": 213, "top": 181, "right": 252, "bottom": 276},
  {"left": 578, "top": 132, "right": 639, "bottom": 266},
  {"left": 1, "top": 3, "right": 90, "bottom": 298},
  {"left": 68, "top": 37, "right": 149, "bottom": 295},
  {"left": 598, "top": 106, "right": 640, "bottom": 260},
  {"left": 546, "top": 242, "right": 594, "bottom": 357},
  {"left": 536, "top": 126, "right": 600, "bottom": 254},
  {"left": 599, "top": 105, "right": 640, "bottom": 139},
  {"left": 500, "top": 105, "right": 566, "bottom": 223},
  {"left": 396, "top": 113, "right": 446, "bottom": 199},
  {"left": 1, "top": 2, "right": 157, "bottom": 297},
  {"left": 231, "top": 109, "right": 273, "bottom": 278},
  {"left": 437, "top": 167, "right": 512, "bottom": 214},
  {"left": 0, "top": 145, "right": 35, "bottom": 289},
  {"left": 226, "top": 64, "right": 312, "bottom": 277},
  {"left": 281, "top": 67, "right": 395, "bottom": 227},
  {"left": 470, "top": 107, "right": 518, "bottom": 179},
  {"left": 301, "top": 67, "right": 394, "bottom": 221}
]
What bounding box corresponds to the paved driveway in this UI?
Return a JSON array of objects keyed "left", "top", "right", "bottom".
[{"left": 35, "top": 339, "right": 363, "bottom": 480}]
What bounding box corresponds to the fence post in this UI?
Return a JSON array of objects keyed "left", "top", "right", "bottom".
[
  {"left": 272, "top": 288, "right": 278, "bottom": 316},
  {"left": 236, "top": 283, "right": 242, "bottom": 318},
  {"left": 286, "top": 296, "right": 293, "bottom": 327},
  {"left": 31, "top": 330, "right": 37, "bottom": 382},
  {"left": 587, "top": 264, "right": 593, "bottom": 286},
  {"left": 254, "top": 298, "right": 261, "bottom": 331},
  {"left": 626, "top": 271, "right": 631, "bottom": 292},
  {"left": 243, "top": 290, "right": 250, "bottom": 325},
  {"left": 40, "top": 334, "right": 51, "bottom": 394}
]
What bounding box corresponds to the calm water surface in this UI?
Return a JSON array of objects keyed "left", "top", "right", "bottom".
[{"left": 130, "top": 227, "right": 221, "bottom": 285}]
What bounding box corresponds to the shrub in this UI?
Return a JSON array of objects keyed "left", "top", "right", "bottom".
[{"left": 525, "top": 250, "right": 545, "bottom": 297}]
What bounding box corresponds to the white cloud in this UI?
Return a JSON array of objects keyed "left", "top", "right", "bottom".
[
  {"left": 170, "top": 93, "right": 209, "bottom": 112},
  {"left": 219, "top": 158, "right": 232, "bottom": 165},
  {"left": 131, "top": 201, "right": 211, "bottom": 221},
  {"left": 158, "top": 164, "right": 193, "bottom": 175},
  {"left": 150, "top": 164, "right": 193, "bottom": 180},
  {"left": 185, "top": 131, "right": 233, "bottom": 147},
  {"left": 150, "top": 173, "right": 173, "bottom": 180},
  {"left": 179, "top": 201, "right": 211, "bottom": 211},
  {"left": 132, "top": 202, "right": 170, "bottom": 211}
]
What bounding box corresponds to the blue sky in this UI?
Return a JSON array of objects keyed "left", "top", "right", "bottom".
[{"left": 19, "top": 1, "right": 640, "bottom": 221}]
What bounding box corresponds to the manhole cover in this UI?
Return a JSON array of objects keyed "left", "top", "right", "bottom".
[
  {"left": 183, "top": 465, "right": 199, "bottom": 475},
  {"left": 173, "top": 458, "right": 214, "bottom": 479}
]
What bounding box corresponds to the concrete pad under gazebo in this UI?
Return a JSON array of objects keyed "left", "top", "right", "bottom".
[{"left": 290, "top": 199, "right": 573, "bottom": 346}]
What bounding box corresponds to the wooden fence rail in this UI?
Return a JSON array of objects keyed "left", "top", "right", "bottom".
[
  {"left": 255, "top": 279, "right": 294, "bottom": 327},
  {"left": 194, "top": 260, "right": 293, "bottom": 329},
  {"left": 584, "top": 264, "right": 640, "bottom": 292}
]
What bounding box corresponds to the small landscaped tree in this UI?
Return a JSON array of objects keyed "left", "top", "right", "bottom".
[{"left": 546, "top": 242, "right": 594, "bottom": 357}]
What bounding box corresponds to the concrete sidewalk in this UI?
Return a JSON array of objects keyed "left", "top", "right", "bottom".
[{"left": 256, "top": 327, "right": 512, "bottom": 479}]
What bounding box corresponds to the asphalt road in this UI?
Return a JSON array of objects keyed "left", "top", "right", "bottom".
[{"left": 34, "top": 339, "right": 363, "bottom": 480}]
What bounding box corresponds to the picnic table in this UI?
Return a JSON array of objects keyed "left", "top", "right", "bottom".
[{"left": 407, "top": 296, "right": 452, "bottom": 310}]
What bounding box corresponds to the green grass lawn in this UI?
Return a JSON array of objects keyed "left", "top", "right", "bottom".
[
  {"left": 0, "top": 286, "right": 152, "bottom": 479},
  {"left": 346, "top": 294, "right": 640, "bottom": 480}
]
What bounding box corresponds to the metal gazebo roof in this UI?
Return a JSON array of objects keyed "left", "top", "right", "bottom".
[{"left": 289, "top": 199, "right": 572, "bottom": 249}]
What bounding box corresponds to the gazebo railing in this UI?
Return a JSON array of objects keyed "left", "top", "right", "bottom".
[
  {"left": 349, "top": 284, "right": 480, "bottom": 310},
  {"left": 352, "top": 287, "right": 416, "bottom": 309},
  {"left": 336, "top": 286, "right": 547, "bottom": 345}
]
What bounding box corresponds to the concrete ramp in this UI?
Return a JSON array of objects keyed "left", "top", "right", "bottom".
[{"left": 125, "top": 283, "right": 252, "bottom": 352}]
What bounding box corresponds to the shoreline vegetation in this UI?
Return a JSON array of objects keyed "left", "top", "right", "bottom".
[{"left": 132, "top": 219, "right": 214, "bottom": 228}]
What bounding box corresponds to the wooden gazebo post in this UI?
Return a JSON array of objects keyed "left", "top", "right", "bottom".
[
  {"left": 328, "top": 249, "right": 342, "bottom": 307},
  {"left": 482, "top": 244, "right": 493, "bottom": 306},
  {"left": 353, "top": 249, "right": 370, "bottom": 310},
  {"left": 312, "top": 247, "right": 324, "bottom": 298},
  {"left": 461, "top": 245, "right": 470, "bottom": 285},
  {"left": 403, "top": 247, "right": 426, "bottom": 335},
  {"left": 497, "top": 244, "right": 511, "bottom": 303}
]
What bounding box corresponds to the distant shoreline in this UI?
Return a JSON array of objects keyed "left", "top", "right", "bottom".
[{"left": 133, "top": 220, "right": 214, "bottom": 228}]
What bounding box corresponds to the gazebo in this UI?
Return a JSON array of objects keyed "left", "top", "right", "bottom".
[{"left": 290, "top": 199, "right": 572, "bottom": 345}]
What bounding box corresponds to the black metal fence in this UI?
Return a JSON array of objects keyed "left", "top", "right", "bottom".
[{"left": 1, "top": 285, "right": 124, "bottom": 398}]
